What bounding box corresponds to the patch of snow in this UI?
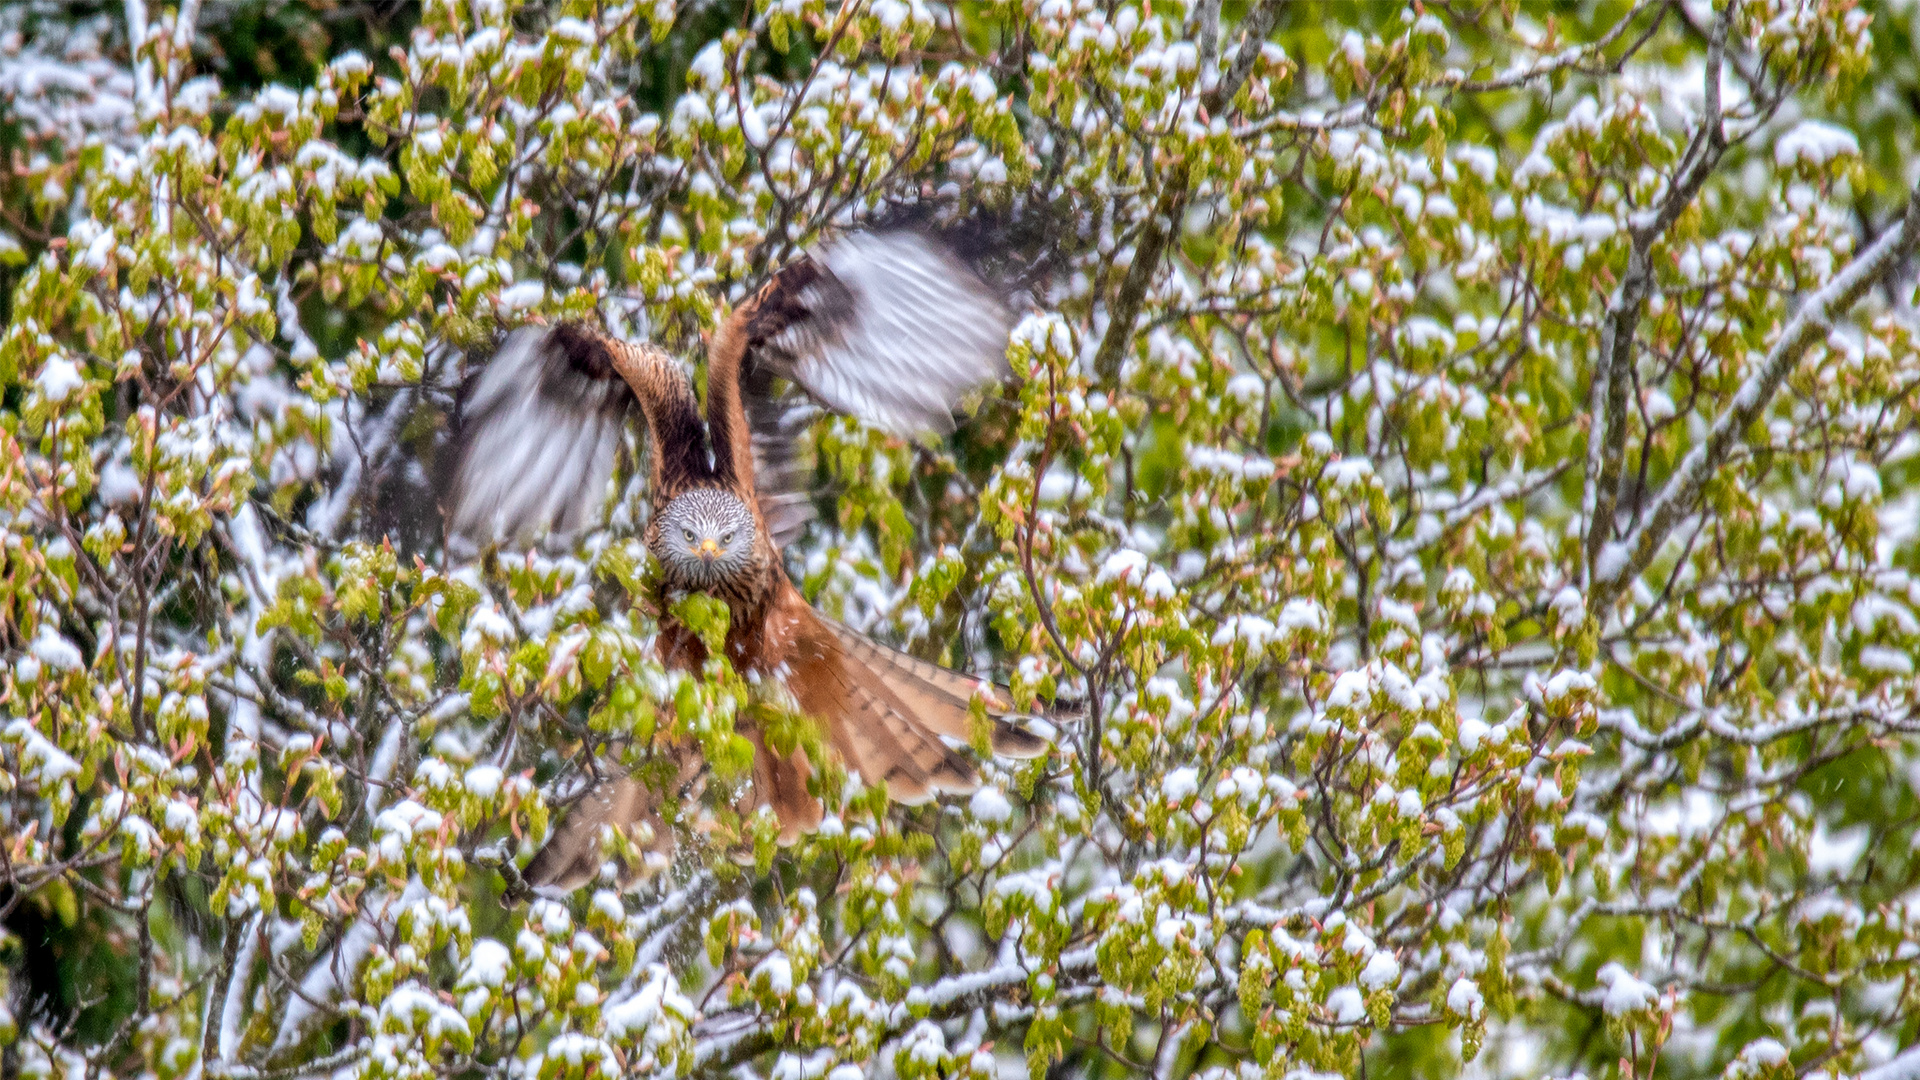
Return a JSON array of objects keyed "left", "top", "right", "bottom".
[
  {"left": 35, "top": 356, "right": 85, "bottom": 403},
  {"left": 1446, "top": 976, "right": 1484, "bottom": 1020},
  {"left": 1774, "top": 120, "right": 1859, "bottom": 168},
  {"left": 970, "top": 786, "right": 1013, "bottom": 824},
  {"left": 1595, "top": 962, "right": 1657, "bottom": 1016},
  {"left": 1325, "top": 985, "right": 1367, "bottom": 1024},
  {"left": 1163, "top": 767, "right": 1199, "bottom": 802}
]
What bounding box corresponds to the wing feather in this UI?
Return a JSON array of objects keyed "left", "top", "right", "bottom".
[
  {"left": 740, "top": 355, "right": 823, "bottom": 549},
  {"left": 444, "top": 327, "right": 635, "bottom": 548},
  {"left": 445, "top": 324, "right": 711, "bottom": 549},
  {"left": 723, "top": 229, "right": 1015, "bottom": 547},
  {"left": 521, "top": 774, "right": 654, "bottom": 894},
  {"left": 761, "top": 229, "right": 1014, "bottom": 437}
]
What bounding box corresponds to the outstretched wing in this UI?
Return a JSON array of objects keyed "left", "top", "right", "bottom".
[
  {"left": 755, "top": 229, "right": 1015, "bottom": 436},
  {"left": 443, "top": 323, "right": 709, "bottom": 547},
  {"left": 703, "top": 228, "right": 1018, "bottom": 549}
]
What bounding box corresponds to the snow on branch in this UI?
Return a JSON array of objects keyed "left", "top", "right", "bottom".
[{"left": 1594, "top": 187, "right": 1920, "bottom": 603}]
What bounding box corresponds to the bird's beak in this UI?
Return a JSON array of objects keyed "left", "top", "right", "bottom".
[{"left": 700, "top": 538, "right": 719, "bottom": 560}]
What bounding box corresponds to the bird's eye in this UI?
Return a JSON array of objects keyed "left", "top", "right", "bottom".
[
  {"left": 720, "top": 532, "right": 734, "bottom": 544},
  {"left": 682, "top": 528, "right": 696, "bottom": 543}
]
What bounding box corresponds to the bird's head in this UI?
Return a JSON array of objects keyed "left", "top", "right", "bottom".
[{"left": 650, "top": 488, "right": 756, "bottom": 589}]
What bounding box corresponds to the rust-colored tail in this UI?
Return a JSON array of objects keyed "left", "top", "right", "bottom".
[
  {"left": 520, "top": 610, "right": 1054, "bottom": 893},
  {"left": 814, "top": 616, "right": 1051, "bottom": 759},
  {"left": 782, "top": 609, "right": 980, "bottom": 808},
  {"left": 718, "top": 607, "right": 1055, "bottom": 842}
]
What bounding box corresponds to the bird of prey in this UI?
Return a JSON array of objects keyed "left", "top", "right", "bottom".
[{"left": 442, "top": 228, "right": 1050, "bottom": 892}]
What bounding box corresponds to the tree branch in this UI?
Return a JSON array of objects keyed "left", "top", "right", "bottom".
[
  {"left": 1584, "top": 2, "right": 1730, "bottom": 589},
  {"left": 1592, "top": 185, "right": 1920, "bottom": 608},
  {"left": 691, "top": 948, "right": 1100, "bottom": 1075},
  {"left": 1092, "top": 0, "right": 1279, "bottom": 387},
  {"left": 1443, "top": 0, "right": 1665, "bottom": 93}
]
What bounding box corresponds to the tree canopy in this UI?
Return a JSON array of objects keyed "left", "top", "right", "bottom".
[{"left": 1, "top": 2, "right": 1917, "bottom": 1079}]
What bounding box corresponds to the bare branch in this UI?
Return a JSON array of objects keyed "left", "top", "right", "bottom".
[{"left": 1441, "top": 1, "right": 1666, "bottom": 92}]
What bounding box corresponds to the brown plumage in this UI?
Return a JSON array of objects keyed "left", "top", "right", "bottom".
[
  {"left": 444, "top": 228, "right": 1051, "bottom": 893},
  {"left": 518, "top": 770, "right": 674, "bottom": 894}
]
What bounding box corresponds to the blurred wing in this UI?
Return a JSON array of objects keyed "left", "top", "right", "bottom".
[
  {"left": 756, "top": 229, "right": 1015, "bottom": 438},
  {"left": 444, "top": 325, "right": 635, "bottom": 547},
  {"left": 521, "top": 774, "right": 653, "bottom": 895}
]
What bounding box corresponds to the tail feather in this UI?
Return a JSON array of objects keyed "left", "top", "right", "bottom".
[
  {"left": 840, "top": 677, "right": 979, "bottom": 800},
  {"left": 819, "top": 617, "right": 1052, "bottom": 758},
  {"left": 789, "top": 613, "right": 981, "bottom": 803}
]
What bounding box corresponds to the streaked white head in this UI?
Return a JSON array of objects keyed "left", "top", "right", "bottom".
[{"left": 650, "top": 488, "right": 756, "bottom": 589}]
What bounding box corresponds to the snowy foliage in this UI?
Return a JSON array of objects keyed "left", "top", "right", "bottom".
[{"left": 0, "top": 2, "right": 1914, "bottom": 1079}]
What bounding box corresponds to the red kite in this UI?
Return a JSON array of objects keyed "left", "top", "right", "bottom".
[{"left": 444, "top": 230, "right": 1049, "bottom": 890}]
